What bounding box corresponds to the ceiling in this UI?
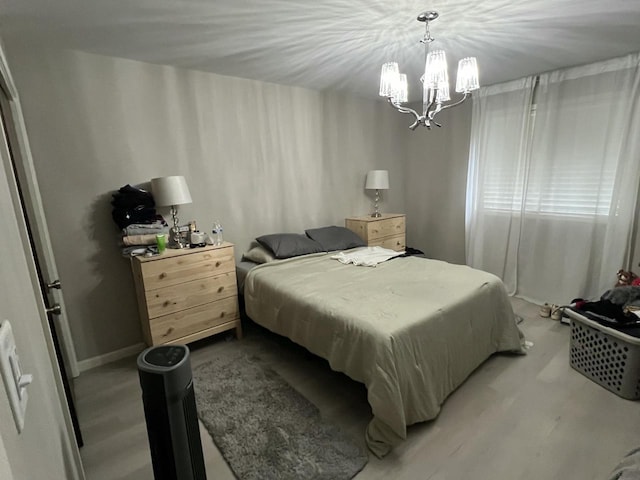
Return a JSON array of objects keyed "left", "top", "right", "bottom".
[{"left": 1, "top": 0, "right": 640, "bottom": 101}]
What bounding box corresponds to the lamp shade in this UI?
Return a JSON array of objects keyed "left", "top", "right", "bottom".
[
  {"left": 365, "top": 170, "right": 389, "bottom": 190},
  {"left": 151, "top": 176, "right": 192, "bottom": 206}
]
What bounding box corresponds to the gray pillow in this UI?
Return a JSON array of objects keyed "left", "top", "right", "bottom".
[
  {"left": 305, "top": 226, "right": 366, "bottom": 251},
  {"left": 242, "top": 245, "right": 276, "bottom": 264},
  {"left": 256, "top": 233, "right": 325, "bottom": 259}
]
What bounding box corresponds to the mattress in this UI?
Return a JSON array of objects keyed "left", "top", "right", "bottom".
[
  {"left": 244, "top": 252, "right": 524, "bottom": 457},
  {"left": 236, "top": 259, "right": 259, "bottom": 294}
]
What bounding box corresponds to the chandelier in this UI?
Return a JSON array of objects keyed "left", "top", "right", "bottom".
[{"left": 379, "top": 11, "right": 479, "bottom": 130}]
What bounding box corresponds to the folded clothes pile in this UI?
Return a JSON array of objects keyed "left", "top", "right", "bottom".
[
  {"left": 111, "top": 183, "right": 171, "bottom": 257},
  {"left": 121, "top": 220, "right": 169, "bottom": 257}
]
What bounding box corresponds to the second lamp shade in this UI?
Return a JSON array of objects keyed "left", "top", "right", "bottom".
[{"left": 365, "top": 170, "right": 389, "bottom": 190}]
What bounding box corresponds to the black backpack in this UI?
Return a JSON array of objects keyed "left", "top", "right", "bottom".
[{"left": 111, "top": 184, "right": 157, "bottom": 229}]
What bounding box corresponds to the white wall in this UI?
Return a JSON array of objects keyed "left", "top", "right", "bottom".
[
  {"left": 2, "top": 44, "right": 410, "bottom": 362},
  {"left": 0, "top": 433, "right": 14, "bottom": 480},
  {"left": 404, "top": 102, "right": 472, "bottom": 264}
]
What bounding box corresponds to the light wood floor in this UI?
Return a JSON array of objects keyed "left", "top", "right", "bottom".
[{"left": 75, "top": 298, "right": 640, "bottom": 480}]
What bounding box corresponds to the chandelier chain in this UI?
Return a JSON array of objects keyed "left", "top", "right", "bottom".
[{"left": 421, "top": 19, "right": 435, "bottom": 45}]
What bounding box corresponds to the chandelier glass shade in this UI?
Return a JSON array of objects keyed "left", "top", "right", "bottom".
[{"left": 379, "top": 11, "right": 479, "bottom": 130}]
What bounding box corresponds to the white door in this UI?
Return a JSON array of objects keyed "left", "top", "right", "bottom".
[
  {"left": 0, "top": 46, "right": 83, "bottom": 448},
  {"left": 0, "top": 46, "right": 84, "bottom": 479},
  {"left": 0, "top": 72, "right": 79, "bottom": 379},
  {"left": 0, "top": 94, "right": 84, "bottom": 447}
]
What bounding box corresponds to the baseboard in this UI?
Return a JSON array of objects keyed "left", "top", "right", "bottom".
[{"left": 77, "top": 342, "right": 146, "bottom": 373}]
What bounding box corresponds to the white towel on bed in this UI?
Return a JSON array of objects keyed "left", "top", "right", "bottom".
[{"left": 331, "top": 246, "right": 404, "bottom": 267}]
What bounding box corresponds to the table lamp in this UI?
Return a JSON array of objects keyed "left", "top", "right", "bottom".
[
  {"left": 365, "top": 170, "right": 389, "bottom": 218},
  {"left": 151, "top": 176, "right": 192, "bottom": 248}
]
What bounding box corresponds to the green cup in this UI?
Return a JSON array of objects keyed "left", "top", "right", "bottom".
[{"left": 156, "top": 233, "right": 167, "bottom": 254}]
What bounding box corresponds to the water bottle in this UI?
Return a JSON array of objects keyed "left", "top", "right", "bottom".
[{"left": 212, "top": 221, "right": 223, "bottom": 246}]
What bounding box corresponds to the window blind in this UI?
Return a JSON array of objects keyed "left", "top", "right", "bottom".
[{"left": 482, "top": 98, "right": 619, "bottom": 217}]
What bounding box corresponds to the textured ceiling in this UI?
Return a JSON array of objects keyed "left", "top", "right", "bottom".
[{"left": 1, "top": 0, "right": 640, "bottom": 101}]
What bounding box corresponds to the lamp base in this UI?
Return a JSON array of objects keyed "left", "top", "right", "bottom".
[
  {"left": 370, "top": 189, "right": 384, "bottom": 218},
  {"left": 168, "top": 222, "right": 187, "bottom": 249},
  {"left": 168, "top": 237, "right": 188, "bottom": 249}
]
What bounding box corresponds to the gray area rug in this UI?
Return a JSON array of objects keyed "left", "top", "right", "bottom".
[{"left": 192, "top": 350, "right": 368, "bottom": 480}]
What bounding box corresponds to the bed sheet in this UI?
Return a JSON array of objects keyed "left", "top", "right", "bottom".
[{"left": 236, "top": 259, "right": 259, "bottom": 294}]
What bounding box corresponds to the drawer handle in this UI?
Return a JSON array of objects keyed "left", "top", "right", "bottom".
[
  {"left": 216, "top": 261, "right": 221, "bottom": 267},
  {"left": 162, "top": 300, "right": 171, "bottom": 307},
  {"left": 159, "top": 272, "right": 167, "bottom": 279},
  {"left": 163, "top": 327, "right": 174, "bottom": 337},
  {"left": 217, "top": 286, "right": 224, "bottom": 293},
  {"left": 219, "top": 311, "right": 226, "bottom": 318}
]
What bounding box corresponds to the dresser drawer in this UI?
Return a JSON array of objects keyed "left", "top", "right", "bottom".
[
  {"left": 149, "top": 296, "right": 239, "bottom": 344},
  {"left": 137, "top": 246, "right": 235, "bottom": 290},
  {"left": 370, "top": 234, "right": 406, "bottom": 251},
  {"left": 145, "top": 271, "right": 238, "bottom": 319},
  {"left": 345, "top": 214, "right": 406, "bottom": 250},
  {"left": 366, "top": 216, "right": 405, "bottom": 241}
]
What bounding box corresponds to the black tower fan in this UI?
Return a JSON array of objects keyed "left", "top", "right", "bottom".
[{"left": 137, "top": 345, "right": 207, "bottom": 480}]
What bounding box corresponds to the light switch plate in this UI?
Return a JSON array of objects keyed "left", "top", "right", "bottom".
[{"left": 0, "top": 320, "right": 28, "bottom": 433}]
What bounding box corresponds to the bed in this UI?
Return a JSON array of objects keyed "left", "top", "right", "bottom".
[{"left": 242, "top": 240, "right": 524, "bottom": 458}]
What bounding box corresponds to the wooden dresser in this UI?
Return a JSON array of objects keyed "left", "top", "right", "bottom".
[
  {"left": 345, "top": 213, "right": 406, "bottom": 251},
  {"left": 131, "top": 242, "right": 242, "bottom": 346}
]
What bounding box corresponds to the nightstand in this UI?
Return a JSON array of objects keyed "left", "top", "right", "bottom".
[
  {"left": 345, "top": 214, "right": 406, "bottom": 251},
  {"left": 130, "top": 242, "right": 242, "bottom": 346}
]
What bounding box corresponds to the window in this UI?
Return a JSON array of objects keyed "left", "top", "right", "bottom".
[{"left": 481, "top": 92, "right": 620, "bottom": 217}]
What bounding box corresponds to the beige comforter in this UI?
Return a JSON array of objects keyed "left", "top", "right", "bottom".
[{"left": 244, "top": 252, "right": 524, "bottom": 457}]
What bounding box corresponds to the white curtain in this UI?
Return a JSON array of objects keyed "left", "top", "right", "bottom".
[{"left": 466, "top": 53, "right": 640, "bottom": 305}]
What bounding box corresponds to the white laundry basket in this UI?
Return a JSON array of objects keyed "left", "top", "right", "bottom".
[{"left": 566, "top": 309, "right": 640, "bottom": 400}]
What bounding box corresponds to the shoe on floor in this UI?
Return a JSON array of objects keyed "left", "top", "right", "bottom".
[{"left": 539, "top": 303, "right": 552, "bottom": 317}]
